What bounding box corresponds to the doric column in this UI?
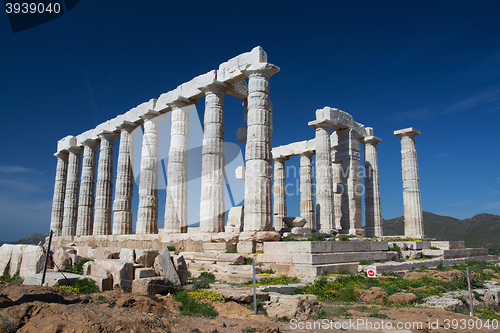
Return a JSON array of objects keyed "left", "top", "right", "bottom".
[
  {"left": 337, "top": 129, "right": 364, "bottom": 235},
  {"left": 309, "top": 120, "right": 335, "bottom": 230},
  {"left": 50, "top": 151, "right": 69, "bottom": 236},
  {"left": 363, "top": 136, "right": 383, "bottom": 237},
  {"left": 136, "top": 111, "right": 160, "bottom": 234},
  {"left": 199, "top": 84, "right": 227, "bottom": 233},
  {"left": 76, "top": 139, "right": 99, "bottom": 236},
  {"left": 164, "top": 100, "right": 192, "bottom": 234},
  {"left": 299, "top": 152, "right": 315, "bottom": 229},
  {"left": 113, "top": 122, "right": 137, "bottom": 235},
  {"left": 93, "top": 133, "right": 117, "bottom": 235},
  {"left": 330, "top": 132, "right": 343, "bottom": 230},
  {"left": 242, "top": 63, "right": 279, "bottom": 231},
  {"left": 61, "top": 146, "right": 83, "bottom": 237},
  {"left": 394, "top": 127, "right": 424, "bottom": 238},
  {"left": 273, "top": 156, "right": 288, "bottom": 230}
]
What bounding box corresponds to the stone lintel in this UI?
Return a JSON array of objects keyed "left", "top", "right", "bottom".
[
  {"left": 226, "top": 79, "right": 248, "bottom": 100},
  {"left": 394, "top": 127, "right": 420, "bottom": 137},
  {"left": 272, "top": 139, "right": 316, "bottom": 159},
  {"left": 273, "top": 156, "right": 290, "bottom": 162},
  {"left": 308, "top": 119, "right": 338, "bottom": 130},
  {"left": 57, "top": 135, "right": 77, "bottom": 152},
  {"left": 198, "top": 81, "right": 229, "bottom": 95}
]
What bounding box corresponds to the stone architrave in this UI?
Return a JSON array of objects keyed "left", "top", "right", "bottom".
[
  {"left": 273, "top": 156, "right": 288, "bottom": 230},
  {"left": 199, "top": 84, "right": 227, "bottom": 233},
  {"left": 363, "top": 136, "right": 383, "bottom": 237},
  {"left": 242, "top": 63, "right": 279, "bottom": 231},
  {"left": 394, "top": 127, "right": 424, "bottom": 238},
  {"left": 308, "top": 119, "right": 335, "bottom": 230},
  {"left": 299, "top": 152, "right": 315, "bottom": 229},
  {"left": 62, "top": 146, "right": 83, "bottom": 237},
  {"left": 50, "top": 151, "right": 69, "bottom": 237},
  {"left": 164, "top": 100, "right": 192, "bottom": 234},
  {"left": 93, "top": 132, "right": 117, "bottom": 235},
  {"left": 337, "top": 128, "right": 364, "bottom": 236},
  {"left": 113, "top": 122, "right": 137, "bottom": 235},
  {"left": 330, "top": 132, "right": 342, "bottom": 230},
  {"left": 136, "top": 111, "right": 160, "bottom": 234},
  {"left": 76, "top": 139, "right": 99, "bottom": 236}
]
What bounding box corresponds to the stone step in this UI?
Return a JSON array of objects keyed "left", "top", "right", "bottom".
[
  {"left": 203, "top": 242, "right": 235, "bottom": 253},
  {"left": 180, "top": 252, "right": 243, "bottom": 264},
  {"left": 257, "top": 251, "right": 397, "bottom": 265},
  {"left": 442, "top": 248, "right": 488, "bottom": 259},
  {"left": 263, "top": 241, "right": 389, "bottom": 254},
  {"left": 430, "top": 241, "right": 465, "bottom": 250},
  {"left": 293, "top": 263, "right": 359, "bottom": 277}
]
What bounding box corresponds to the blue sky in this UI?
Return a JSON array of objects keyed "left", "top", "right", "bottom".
[{"left": 1, "top": 1, "right": 499, "bottom": 241}]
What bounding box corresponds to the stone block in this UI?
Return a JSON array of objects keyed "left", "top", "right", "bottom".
[
  {"left": 172, "top": 254, "right": 188, "bottom": 285},
  {"left": 135, "top": 268, "right": 156, "bottom": 279},
  {"left": 52, "top": 247, "right": 72, "bottom": 271},
  {"left": 430, "top": 241, "right": 465, "bottom": 250},
  {"left": 258, "top": 283, "right": 305, "bottom": 295},
  {"left": 89, "top": 276, "right": 113, "bottom": 291},
  {"left": 82, "top": 261, "right": 112, "bottom": 278},
  {"left": 266, "top": 294, "right": 320, "bottom": 321},
  {"left": 237, "top": 240, "right": 255, "bottom": 254},
  {"left": 135, "top": 249, "right": 159, "bottom": 267},
  {"left": 227, "top": 206, "right": 244, "bottom": 233},
  {"left": 154, "top": 248, "right": 181, "bottom": 285},
  {"left": 203, "top": 242, "right": 232, "bottom": 253},
  {"left": 19, "top": 245, "right": 45, "bottom": 279},
  {"left": 9, "top": 245, "right": 28, "bottom": 276},
  {"left": 293, "top": 263, "right": 358, "bottom": 277},
  {"left": 119, "top": 248, "right": 135, "bottom": 262},
  {"left": 239, "top": 231, "right": 280, "bottom": 242},
  {"left": 0, "top": 244, "right": 13, "bottom": 275},
  {"left": 92, "top": 247, "right": 120, "bottom": 259},
  {"left": 23, "top": 272, "right": 85, "bottom": 287},
  {"left": 215, "top": 253, "right": 244, "bottom": 265},
  {"left": 132, "top": 277, "right": 171, "bottom": 295},
  {"left": 93, "top": 259, "right": 134, "bottom": 292}
]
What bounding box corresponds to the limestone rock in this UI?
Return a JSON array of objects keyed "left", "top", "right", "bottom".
[
  {"left": 0, "top": 244, "right": 13, "bottom": 275},
  {"left": 93, "top": 259, "right": 134, "bottom": 292},
  {"left": 172, "top": 254, "right": 188, "bottom": 285},
  {"left": 154, "top": 248, "right": 181, "bottom": 285},
  {"left": 237, "top": 240, "right": 256, "bottom": 254},
  {"left": 52, "top": 248, "right": 72, "bottom": 271},
  {"left": 92, "top": 247, "right": 120, "bottom": 259},
  {"left": 119, "top": 248, "right": 135, "bottom": 262},
  {"left": 421, "top": 295, "right": 464, "bottom": 310},
  {"left": 213, "top": 287, "right": 270, "bottom": 304},
  {"left": 19, "top": 245, "right": 45, "bottom": 279},
  {"left": 9, "top": 245, "right": 28, "bottom": 276},
  {"left": 135, "top": 249, "right": 159, "bottom": 267},
  {"left": 132, "top": 277, "right": 171, "bottom": 295},
  {"left": 82, "top": 261, "right": 112, "bottom": 278},
  {"left": 387, "top": 292, "right": 417, "bottom": 304},
  {"left": 266, "top": 294, "right": 320, "bottom": 321},
  {"left": 239, "top": 231, "right": 280, "bottom": 242},
  {"left": 135, "top": 268, "right": 156, "bottom": 279},
  {"left": 282, "top": 217, "right": 306, "bottom": 228},
  {"left": 227, "top": 206, "right": 244, "bottom": 232}
]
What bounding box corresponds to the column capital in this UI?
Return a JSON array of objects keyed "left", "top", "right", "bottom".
[
  {"left": 117, "top": 121, "right": 139, "bottom": 133},
  {"left": 54, "top": 150, "right": 69, "bottom": 159},
  {"left": 199, "top": 81, "right": 229, "bottom": 96},
  {"left": 81, "top": 138, "right": 100, "bottom": 148},
  {"left": 273, "top": 156, "right": 290, "bottom": 163},
  {"left": 298, "top": 151, "right": 315, "bottom": 158},
  {"left": 140, "top": 109, "right": 161, "bottom": 121},
  {"left": 67, "top": 145, "right": 84, "bottom": 154},
  {"left": 242, "top": 62, "right": 280, "bottom": 78},
  {"left": 362, "top": 136, "right": 382, "bottom": 145},
  {"left": 98, "top": 131, "right": 119, "bottom": 142},
  {"left": 167, "top": 97, "right": 197, "bottom": 109},
  {"left": 308, "top": 119, "right": 337, "bottom": 130},
  {"left": 394, "top": 127, "right": 420, "bottom": 138}
]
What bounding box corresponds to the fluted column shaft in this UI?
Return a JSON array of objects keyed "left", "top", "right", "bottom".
[
  {"left": 200, "top": 85, "right": 226, "bottom": 233},
  {"left": 62, "top": 147, "right": 83, "bottom": 236},
  {"left": 93, "top": 133, "right": 117, "bottom": 235},
  {"left": 337, "top": 129, "right": 364, "bottom": 235},
  {"left": 50, "top": 151, "right": 69, "bottom": 236},
  {"left": 330, "top": 134, "right": 343, "bottom": 230},
  {"left": 313, "top": 125, "right": 335, "bottom": 230},
  {"left": 395, "top": 128, "right": 424, "bottom": 238},
  {"left": 76, "top": 141, "right": 98, "bottom": 236},
  {"left": 299, "top": 153, "right": 315, "bottom": 229},
  {"left": 164, "top": 102, "right": 191, "bottom": 234},
  {"left": 273, "top": 157, "right": 288, "bottom": 229},
  {"left": 136, "top": 114, "right": 160, "bottom": 234},
  {"left": 243, "top": 64, "right": 279, "bottom": 231},
  {"left": 363, "top": 137, "right": 383, "bottom": 237},
  {"left": 113, "top": 124, "right": 137, "bottom": 235}
]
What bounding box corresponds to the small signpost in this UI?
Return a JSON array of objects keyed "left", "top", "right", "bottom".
[{"left": 367, "top": 267, "right": 377, "bottom": 278}]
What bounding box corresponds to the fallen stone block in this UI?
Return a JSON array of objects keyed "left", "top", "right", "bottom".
[
  {"left": 119, "top": 248, "right": 135, "bottom": 262},
  {"left": 82, "top": 261, "right": 112, "bottom": 278},
  {"left": 135, "top": 268, "right": 156, "bottom": 279},
  {"left": 132, "top": 277, "right": 171, "bottom": 295},
  {"left": 0, "top": 244, "right": 13, "bottom": 275},
  {"left": 92, "top": 247, "right": 120, "bottom": 259},
  {"left": 19, "top": 245, "right": 45, "bottom": 279},
  {"left": 23, "top": 272, "right": 85, "bottom": 287},
  {"left": 237, "top": 240, "right": 255, "bottom": 254},
  {"left": 172, "top": 254, "right": 188, "bottom": 285},
  {"left": 93, "top": 259, "right": 134, "bottom": 292},
  {"left": 52, "top": 247, "right": 72, "bottom": 271},
  {"left": 154, "top": 248, "right": 180, "bottom": 285},
  {"left": 135, "top": 249, "right": 159, "bottom": 267},
  {"left": 212, "top": 286, "right": 270, "bottom": 304},
  {"left": 266, "top": 294, "right": 320, "bottom": 321},
  {"left": 215, "top": 253, "right": 244, "bottom": 265},
  {"left": 9, "top": 245, "right": 28, "bottom": 276}
]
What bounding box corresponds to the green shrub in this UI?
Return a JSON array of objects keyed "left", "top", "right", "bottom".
[
  {"left": 339, "top": 235, "right": 350, "bottom": 242},
  {"left": 173, "top": 290, "right": 218, "bottom": 318},
  {"left": 308, "top": 233, "right": 326, "bottom": 242},
  {"left": 192, "top": 272, "right": 216, "bottom": 290},
  {"left": 388, "top": 244, "right": 402, "bottom": 258},
  {"left": 1, "top": 271, "right": 23, "bottom": 284},
  {"left": 243, "top": 257, "right": 253, "bottom": 265},
  {"left": 225, "top": 248, "right": 238, "bottom": 253},
  {"left": 257, "top": 274, "right": 300, "bottom": 286},
  {"left": 167, "top": 246, "right": 175, "bottom": 252},
  {"left": 359, "top": 260, "right": 372, "bottom": 265},
  {"left": 55, "top": 278, "right": 99, "bottom": 294},
  {"left": 261, "top": 268, "right": 275, "bottom": 274},
  {"left": 65, "top": 258, "right": 93, "bottom": 275}
]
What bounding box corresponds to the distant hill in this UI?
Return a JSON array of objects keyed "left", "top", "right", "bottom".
[
  {"left": 383, "top": 212, "right": 500, "bottom": 255},
  {"left": 0, "top": 233, "right": 48, "bottom": 246}
]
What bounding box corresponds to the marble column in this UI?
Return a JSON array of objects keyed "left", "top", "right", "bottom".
[
  {"left": 164, "top": 101, "right": 191, "bottom": 234},
  {"left": 62, "top": 146, "right": 83, "bottom": 237},
  {"left": 299, "top": 152, "right": 315, "bottom": 229},
  {"left": 242, "top": 63, "right": 279, "bottom": 231},
  {"left": 330, "top": 132, "right": 343, "bottom": 230},
  {"left": 337, "top": 129, "right": 364, "bottom": 235},
  {"left": 50, "top": 151, "right": 69, "bottom": 236},
  {"left": 136, "top": 111, "right": 160, "bottom": 234},
  {"left": 273, "top": 156, "right": 288, "bottom": 230},
  {"left": 363, "top": 136, "right": 383, "bottom": 237},
  {"left": 394, "top": 127, "right": 424, "bottom": 238},
  {"left": 113, "top": 122, "right": 137, "bottom": 235},
  {"left": 93, "top": 132, "right": 117, "bottom": 235},
  {"left": 76, "top": 139, "right": 99, "bottom": 236},
  {"left": 309, "top": 120, "right": 335, "bottom": 230},
  {"left": 199, "top": 84, "right": 227, "bottom": 233}
]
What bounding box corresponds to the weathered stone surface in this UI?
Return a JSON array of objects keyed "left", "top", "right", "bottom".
[
  {"left": 154, "top": 248, "right": 180, "bottom": 285},
  {"left": 82, "top": 261, "right": 112, "bottom": 278},
  {"left": 239, "top": 231, "right": 280, "bottom": 242},
  {"left": 135, "top": 268, "right": 156, "bottom": 279},
  {"left": 135, "top": 249, "right": 159, "bottom": 267},
  {"left": 93, "top": 259, "right": 134, "bottom": 292},
  {"left": 172, "top": 254, "right": 188, "bottom": 285},
  {"left": 215, "top": 253, "right": 244, "bottom": 265},
  {"left": 92, "top": 247, "right": 120, "bottom": 259},
  {"left": 363, "top": 135, "right": 383, "bottom": 237},
  {"left": 50, "top": 151, "right": 68, "bottom": 236},
  {"left": 24, "top": 272, "right": 85, "bottom": 287},
  {"left": 266, "top": 294, "right": 320, "bottom": 321},
  {"left": 237, "top": 240, "right": 255, "bottom": 254},
  {"left": 19, "top": 245, "right": 45, "bottom": 279},
  {"left": 387, "top": 292, "right": 417, "bottom": 304},
  {"left": 0, "top": 244, "right": 13, "bottom": 275},
  {"left": 226, "top": 206, "right": 244, "bottom": 233},
  {"left": 132, "top": 277, "right": 171, "bottom": 295},
  {"left": 421, "top": 295, "right": 464, "bottom": 310},
  {"left": 202, "top": 242, "right": 233, "bottom": 253},
  {"left": 119, "top": 248, "right": 135, "bottom": 262},
  {"left": 282, "top": 217, "right": 306, "bottom": 228},
  {"left": 212, "top": 285, "right": 270, "bottom": 304},
  {"left": 52, "top": 247, "right": 72, "bottom": 271}
]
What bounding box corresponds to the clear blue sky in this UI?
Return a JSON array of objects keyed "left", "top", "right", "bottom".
[{"left": 1, "top": 1, "right": 499, "bottom": 241}]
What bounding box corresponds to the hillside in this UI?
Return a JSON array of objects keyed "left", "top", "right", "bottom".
[
  {"left": 0, "top": 233, "right": 47, "bottom": 246},
  {"left": 383, "top": 212, "right": 500, "bottom": 255}
]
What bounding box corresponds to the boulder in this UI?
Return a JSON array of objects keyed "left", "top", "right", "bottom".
[
  {"left": 93, "top": 259, "right": 134, "bottom": 292},
  {"left": 132, "top": 277, "right": 171, "bottom": 295},
  {"left": 266, "top": 294, "right": 320, "bottom": 321},
  {"left": 119, "top": 248, "right": 135, "bottom": 262},
  {"left": 154, "top": 248, "right": 180, "bottom": 285},
  {"left": 357, "top": 287, "right": 388, "bottom": 303},
  {"left": 19, "top": 245, "right": 45, "bottom": 279},
  {"left": 282, "top": 217, "right": 306, "bottom": 228},
  {"left": 52, "top": 247, "right": 72, "bottom": 271},
  {"left": 387, "top": 292, "right": 417, "bottom": 304},
  {"left": 0, "top": 244, "right": 13, "bottom": 275},
  {"left": 135, "top": 249, "right": 159, "bottom": 267},
  {"left": 92, "top": 247, "right": 120, "bottom": 259}
]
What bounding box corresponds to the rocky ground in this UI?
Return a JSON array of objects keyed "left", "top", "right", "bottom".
[{"left": 1, "top": 281, "right": 498, "bottom": 333}]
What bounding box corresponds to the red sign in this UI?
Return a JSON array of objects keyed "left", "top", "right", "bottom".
[{"left": 367, "top": 268, "right": 376, "bottom": 278}]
